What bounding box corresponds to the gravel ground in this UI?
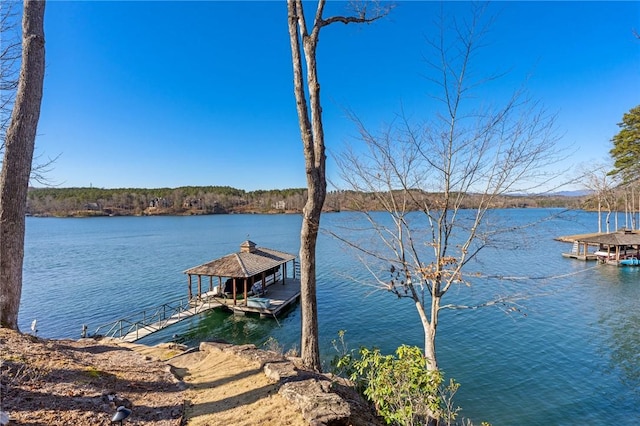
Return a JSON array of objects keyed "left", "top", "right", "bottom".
[{"left": 1, "top": 328, "right": 185, "bottom": 425}]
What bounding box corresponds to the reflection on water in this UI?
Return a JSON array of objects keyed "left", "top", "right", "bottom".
[
  {"left": 597, "top": 268, "right": 640, "bottom": 398},
  {"left": 182, "top": 309, "right": 279, "bottom": 346}
]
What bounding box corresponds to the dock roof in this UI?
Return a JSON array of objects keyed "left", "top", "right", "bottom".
[
  {"left": 577, "top": 230, "right": 640, "bottom": 246},
  {"left": 183, "top": 240, "right": 296, "bottom": 278}
]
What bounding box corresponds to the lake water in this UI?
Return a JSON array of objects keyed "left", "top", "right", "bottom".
[{"left": 21, "top": 210, "right": 639, "bottom": 425}]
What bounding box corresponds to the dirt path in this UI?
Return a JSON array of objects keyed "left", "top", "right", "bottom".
[{"left": 168, "top": 348, "right": 306, "bottom": 426}]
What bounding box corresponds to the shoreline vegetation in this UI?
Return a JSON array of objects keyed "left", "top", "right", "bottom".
[{"left": 26, "top": 186, "right": 588, "bottom": 218}]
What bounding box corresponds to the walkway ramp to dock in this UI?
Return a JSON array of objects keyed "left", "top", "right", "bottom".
[{"left": 92, "top": 296, "right": 223, "bottom": 343}]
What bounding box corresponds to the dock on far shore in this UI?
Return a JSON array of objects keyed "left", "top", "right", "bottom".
[
  {"left": 557, "top": 229, "right": 640, "bottom": 263},
  {"left": 555, "top": 232, "right": 605, "bottom": 243},
  {"left": 556, "top": 232, "right": 602, "bottom": 261}
]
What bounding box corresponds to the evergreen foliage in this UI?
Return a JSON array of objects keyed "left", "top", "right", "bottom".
[{"left": 609, "top": 105, "right": 640, "bottom": 183}]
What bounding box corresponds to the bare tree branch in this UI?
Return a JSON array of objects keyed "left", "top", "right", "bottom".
[
  {"left": 2, "top": 2, "right": 59, "bottom": 185},
  {"left": 331, "top": 3, "right": 567, "bottom": 374},
  {"left": 1, "top": 1, "right": 22, "bottom": 146}
]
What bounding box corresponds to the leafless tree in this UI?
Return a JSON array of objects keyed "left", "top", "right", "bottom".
[
  {"left": 582, "top": 164, "right": 617, "bottom": 233},
  {"left": 1, "top": 1, "right": 21, "bottom": 146},
  {"left": 0, "top": 0, "right": 46, "bottom": 329},
  {"left": 332, "top": 3, "right": 563, "bottom": 376},
  {"left": 287, "top": 0, "right": 391, "bottom": 371},
  {"left": 1, "top": 1, "right": 57, "bottom": 185}
]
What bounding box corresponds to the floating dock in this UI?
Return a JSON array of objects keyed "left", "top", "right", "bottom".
[
  {"left": 560, "top": 240, "right": 598, "bottom": 261},
  {"left": 214, "top": 278, "right": 301, "bottom": 318}
]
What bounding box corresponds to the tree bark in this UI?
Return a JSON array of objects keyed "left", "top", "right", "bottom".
[
  {"left": 287, "top": 0, "right": 387, "bottom": 372},
  {"left": 288, "top": 0, "right": 325, "bottom": 372},
  {"left": 0, "top": 0, "right": 46, "bottom": 330},
  {"left": 598, "top": 200, "right": 602, "bottom": 233},
  {"left": 415, "top": 298, "right": 438, "bottom": 371}
]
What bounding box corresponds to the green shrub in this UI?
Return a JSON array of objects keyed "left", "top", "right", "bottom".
[
  {"left": 330, "top": 329, "right": 356, "bottom": 378},
  {"left": 329, "top": 331, "right": 489, "bottom": 426},
  {"left": 351, "top": 345, "right": 449, "bottom": 425}
]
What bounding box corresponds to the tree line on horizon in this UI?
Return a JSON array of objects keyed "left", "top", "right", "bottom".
[
  {"left": 26, "top": 185, "right": 309, "bottom": 216},
  {"left": 25, "top": 185, "right": 588, "bottom": 217}
]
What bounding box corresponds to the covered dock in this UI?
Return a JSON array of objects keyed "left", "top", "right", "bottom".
[
  {"left": 183, "top": 240, "right": 301, "bottom": 317},
  {"left": 561, "top": 229, "right": 640, "bottom": 266},
  {"left": 559, "top": 232, "right": 601, "bottom": 261},
  {"left": 90, "top": 240, "right": 299, "bottom": 342}
]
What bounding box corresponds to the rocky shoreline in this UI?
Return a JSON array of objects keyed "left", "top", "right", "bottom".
[{"left": 0, "top": 328, "right": 379, "bottom": 425}]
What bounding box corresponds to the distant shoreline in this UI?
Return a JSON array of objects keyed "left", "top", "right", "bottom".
[
  {"left": 26, "top": 185, "right": 588, "bottom": 218},
  {"left": 28, "top": 209, "right": 308, "bottom": 218},
  {"left": 28, "top": 205, "right": 591, "bottom": 219}
]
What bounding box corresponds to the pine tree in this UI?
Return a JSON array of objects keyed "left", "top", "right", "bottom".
[{"left": 610, "top": 105, "right": 640, "bottom": 183}]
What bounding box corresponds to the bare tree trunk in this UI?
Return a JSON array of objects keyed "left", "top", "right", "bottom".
[
  {"left": 415, "top": 298, "right": 438, "bottom": 371},
  {"left": 299, "top": 196, "right": 323, "bottom": 370},
  {"left": 287, "top": 0, "right": 387, "bottom": 371},
  {"left": 631, "top": 187, "right": 636, "bottom": 230},
  {"left": 0, "top": 0, "right": 45, "bottom": 330},
  {"left": 1, "top": 1, "right": 22, "bottom": 145},
  {"left": 598, "top": 199, "right": 602, "bottom": 233},
  {"left": 288, "top": 0, "right": 325, "bottom": 371},
  {"left": 625, "top": 190, "right": 629, "bottom": 229}
]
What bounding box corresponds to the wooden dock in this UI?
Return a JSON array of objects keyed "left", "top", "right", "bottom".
[
  {"left": 92, "top": 241, "right": 302, "bottom": 342},
  {"left": 219, "top": 278, "right": 301, "bottom": 318},
  {"left": 93, "top": 278, "right": 301, "bottom": 343},
  {"left": 558, "top": 234, "right": 601, "bottom": 261},
  {"left": 561, "top": 252, "right": 598, "bottom": 261},
  {"left": 558, "top": 230, "right": 640, "bottom": 263}
]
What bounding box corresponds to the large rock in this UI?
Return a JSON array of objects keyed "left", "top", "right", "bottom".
[
  {"left": 199, "top": 341, "right": 285, "bottom": 367},
  {"left": 263, "top": 360, "right": 298, "bottom": 382},
  {"left": 199, "top": 342, "right": 382, "bottom": 426},
  {"left": 279, "top": 378, "right": 351, "bottom": 426}
]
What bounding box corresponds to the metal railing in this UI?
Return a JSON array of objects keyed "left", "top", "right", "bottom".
[
  {"left": 91, "top": 295, "right": 211, "bottom": 341},
  {"left": 294, "top": 260, "right": 300, "bottom": 279}
]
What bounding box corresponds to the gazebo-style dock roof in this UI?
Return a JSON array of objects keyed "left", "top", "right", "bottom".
[
  {"left": 184, "top": 240, "right": 296, "bottom": 278},
  {"left": 577, "top": 230, "right": 640, "bottom": 247},
  {"left": 183, "top": 240, "right": 300, "bottom": 316},
  {"left": 562, "top": 229, "right": 640, "bottom": 266}
]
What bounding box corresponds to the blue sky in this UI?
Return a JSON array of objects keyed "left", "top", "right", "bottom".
[{"left": 32, "top": 1, "right": 640, "bottom": 191}]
